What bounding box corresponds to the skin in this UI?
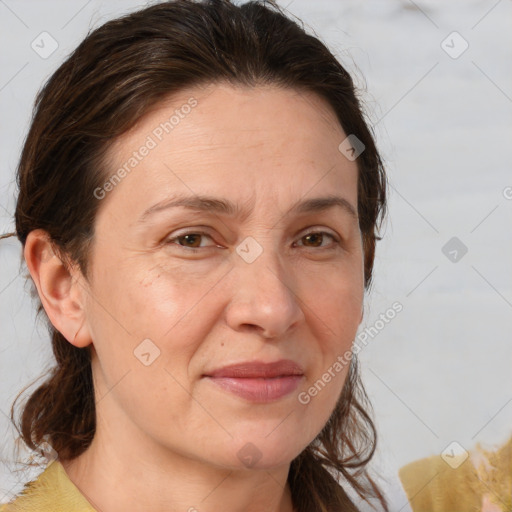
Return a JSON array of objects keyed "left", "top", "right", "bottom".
[{"left": 24, "top": 83, "right": 364, "bottom": 512}]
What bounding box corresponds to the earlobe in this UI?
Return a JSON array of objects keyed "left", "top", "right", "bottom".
[{"left": 24, "top": 229, "right": 92, "bottom": 348}]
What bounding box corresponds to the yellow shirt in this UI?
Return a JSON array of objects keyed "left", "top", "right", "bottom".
[
  {"left": 0, "top": 460, "right": 96, "bottom": 512},
  {"left": 399, "top": 436, "right": 512, "bottom": 512},
  {"left": 399, "top": 453, "right": 483, "bottom": 511}
]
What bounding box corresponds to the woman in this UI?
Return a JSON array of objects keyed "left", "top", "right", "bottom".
[{"left": 0, "top": 1, "right": 388, "bottom": 510}]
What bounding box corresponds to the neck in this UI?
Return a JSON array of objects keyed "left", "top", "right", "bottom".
[{"left": 60, "top": 428, "right": 295, "bottom": 512}]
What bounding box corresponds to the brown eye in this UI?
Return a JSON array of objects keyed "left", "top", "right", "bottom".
[
  {"left": 296, "top": 231, "right": 339, "bottom": 249},
  {"left": 177, "top": 233, "right": 203, "bottom": 248},
  {"left": 166, "top": 231, "right": 215, "bottom": 251}
]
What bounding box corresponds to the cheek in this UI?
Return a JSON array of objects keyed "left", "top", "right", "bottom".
[
  {"left": 298, "top": 261, "right": 363, "bottom": 402},
  {"left": 86, "top": 259, "right": 226, "bottom": 371},
  {"left": 304, "top": 259, "right": 363, "bottom": 334},
  {"left": 84, "top": 261, "right": 217, "bottom": 428}
]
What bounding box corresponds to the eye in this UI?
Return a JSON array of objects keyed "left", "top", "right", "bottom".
[
  {"left": 165, "top": 231, "right": 217, "bottom": 252},
  {"left": 294, "top": 230, "right": 340, "bottom": 249}
]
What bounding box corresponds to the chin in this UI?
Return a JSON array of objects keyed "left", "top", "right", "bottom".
[{"left": 225, "top": 437, "right": 306, "bottom": 472}]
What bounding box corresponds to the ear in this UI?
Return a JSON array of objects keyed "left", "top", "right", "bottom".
[{"left": 24, "top": 229, "right": 92, "bottom": 348}]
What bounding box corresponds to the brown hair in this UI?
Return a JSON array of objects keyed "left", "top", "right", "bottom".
[{"left": 2, "top": 1, "right": 388, "bottom": 510}]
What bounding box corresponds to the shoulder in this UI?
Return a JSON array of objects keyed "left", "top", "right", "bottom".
[{"left": 0, "top": 459, "right": 97, "bottom": 512}]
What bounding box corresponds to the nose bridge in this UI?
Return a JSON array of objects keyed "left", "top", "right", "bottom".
[{"left": 226, "top": 233, "right": 303, "bottom": 338}]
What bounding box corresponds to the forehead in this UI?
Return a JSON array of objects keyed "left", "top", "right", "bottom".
[{"left": 100, "top": 83, "right": 358, "bottom": 220}]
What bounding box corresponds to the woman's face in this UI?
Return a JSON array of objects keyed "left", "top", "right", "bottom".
[{"left": 81, "top": 83, "right": 364, "bottom": 470}]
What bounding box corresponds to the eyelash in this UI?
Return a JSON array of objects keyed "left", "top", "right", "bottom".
[{"left": 165, "top": 229, "right": 341, "bottom": 253}]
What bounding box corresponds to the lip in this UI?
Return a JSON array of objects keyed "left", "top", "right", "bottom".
[
  {"left": 205, "top": 359, "right": 304, "bottom": 379},
  {"left": 203, "top": 360, "right": 304, "bottom": 403}
]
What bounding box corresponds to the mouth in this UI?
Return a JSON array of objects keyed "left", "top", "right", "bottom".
[{"left": 203, "top": 359, "right": 305, "bottom": 403}]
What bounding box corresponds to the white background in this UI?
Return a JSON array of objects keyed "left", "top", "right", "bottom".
[{"left": 1, "top": 0, "right": 511, "bottom": 510}]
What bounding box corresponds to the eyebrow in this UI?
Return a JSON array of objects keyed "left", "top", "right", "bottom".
[{"left": 137, "top": 194, "right": 358, "bottom": 223}]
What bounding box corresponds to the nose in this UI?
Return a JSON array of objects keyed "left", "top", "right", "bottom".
[{"left": 224, "top": 241, "right": 305, "bottom": 339}]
